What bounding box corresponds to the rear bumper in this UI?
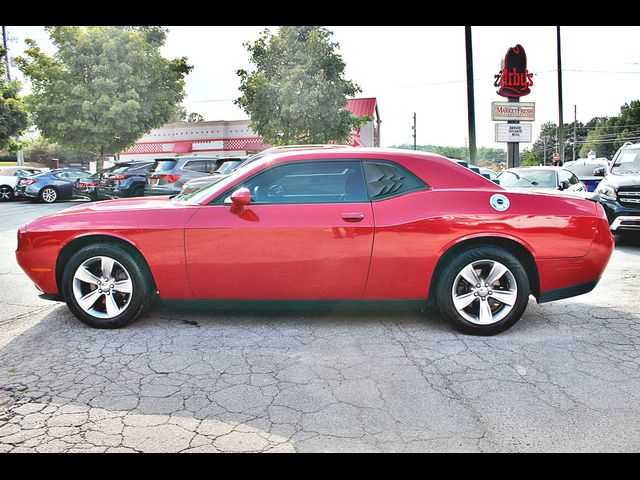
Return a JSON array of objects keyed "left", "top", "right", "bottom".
[
  {"left": 538, "top": 279, "right": 600, "bottom": 303},
  {"left": 536, "top": 216, "right": 614, "bottom": 302}
]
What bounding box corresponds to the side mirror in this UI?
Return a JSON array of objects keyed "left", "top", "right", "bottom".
[
  {"left": 558, "top": 180, "right": 570, "bottom": 190},
  {"left": 593, "top": 166, "right": 606, "bottom": 177},
  {"left": 229, "top": 187, "right": 251, "bottom": 213}
]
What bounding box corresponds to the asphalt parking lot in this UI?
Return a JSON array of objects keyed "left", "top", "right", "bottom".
[{"left": 1, "top": 199, "right": 639, "bottom": 452}]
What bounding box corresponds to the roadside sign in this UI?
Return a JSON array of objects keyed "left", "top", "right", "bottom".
[
  {"left": 491, "top": 102, "right": 535, "bottom": 121},
  {"left": 495, "top": 123, "right": 532, "bottom": 143}
]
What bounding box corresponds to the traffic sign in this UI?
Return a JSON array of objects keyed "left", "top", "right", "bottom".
[{"left": 553, "top": 152, "right": 559, "bottom": 161}]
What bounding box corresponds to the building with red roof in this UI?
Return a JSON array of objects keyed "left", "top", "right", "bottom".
[{"left": 119, "top": 98, "right": 380, "bottom": 161}]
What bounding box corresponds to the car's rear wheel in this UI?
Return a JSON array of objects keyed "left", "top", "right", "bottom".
[
  {"left": 436, "top": 246, "right": 530, "bottom": 335},
  {"left": 0, "top": 185, "right": 13, "bottom": 202},
  {"left": 40, "top": 187, "right": 58, "bottom": 203},
  {"left": 130, "top": 185, "right": 144, "bottom": 197},
  {"left": 61, "top": 243, "right": 153, "bottom": 329}
]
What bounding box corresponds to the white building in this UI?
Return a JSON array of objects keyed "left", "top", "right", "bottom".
[{"left": 119, "top": 97, "right": 381, "bottom": 161}]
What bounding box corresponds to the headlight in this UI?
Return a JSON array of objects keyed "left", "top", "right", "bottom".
[{"left": 596, "top": 183, "right": 617, "bottom": 201}]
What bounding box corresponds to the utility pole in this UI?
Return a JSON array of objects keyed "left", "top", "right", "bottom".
[
  {"left": 573, "top": 105, "right": 577, "bottom": 162},
  {"left": 543, "top": 135, "right": 549, "bottom": 166},
  {"left": 412, "top": 112, "right": 416, "bottom": 150},
  {"left": 465, "top": 26, "right": 477, "bottom": 165},
  {"left": 2, "top": 26, "right": 10, "bottom": 81},
  {"left": 557, "top": 26, "right": 564, "bottom": 164}
]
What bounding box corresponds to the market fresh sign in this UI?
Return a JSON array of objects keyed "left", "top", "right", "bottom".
[{"left": 491, "top": 102, "right": 535, "bottom": 121}]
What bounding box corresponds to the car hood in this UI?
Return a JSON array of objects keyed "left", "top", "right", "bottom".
[
  {"left": 601, "top": 171, "right": 640, "bottom": 188},
  {"left": 44, "top": 196, "right": 193, "bottom": 218}
]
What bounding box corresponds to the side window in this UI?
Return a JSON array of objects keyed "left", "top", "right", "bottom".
[
  {"left": 569, "top": 173, "right": 580, "bottom": 185},
  {"left": 363, "top": 161, "right": 428, "bottom": 200},
  {"left": 238, "top": 161, "right": 368, "bottom": 204},
  {"left": 559, "top": 169, "right": 575, "bottom": 185},
  {"left": 55, "top": 172, "right": 68, "bottom": 179}
]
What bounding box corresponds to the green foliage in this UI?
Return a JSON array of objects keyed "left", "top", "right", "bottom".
[
  {"left": 21, "top": 135, "right": 96, "bottom": 165},
  {"left": 235, "top": 26, "right": 362, "bottom": 145},
  {"left": 16, "top": 26, "right": 192, "bottom": 168},
  {"left": 0, "top": 46, "right": 29, "bottom": 149},
  {"left": 581, "top": 100, "right": 640, "bottom": 159},
  {"left": 187, "top": 112, "right": 204, "bottom": 122},
  {"left": 391, "top": 144, "right": 506, "bottom": 168}
]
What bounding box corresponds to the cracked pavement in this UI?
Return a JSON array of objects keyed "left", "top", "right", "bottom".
[{"left": 1, "top": 201, "right": 640, "bottom": 452}]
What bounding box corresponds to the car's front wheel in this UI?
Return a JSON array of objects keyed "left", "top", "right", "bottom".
[
  {"left": 61, "top": 243, "right": 154, "bottom": 328},
  {"left": 436, "top": 246, "right": 530, "bottom": 335}
]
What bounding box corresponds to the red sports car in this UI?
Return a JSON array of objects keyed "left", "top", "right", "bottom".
[{"left": 16, "top": 148, "right": 614, "bottom": 335}]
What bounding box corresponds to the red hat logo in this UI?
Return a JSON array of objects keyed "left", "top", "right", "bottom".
[{"left": 494, "top": 44, "right": 534, "bottom": 97}]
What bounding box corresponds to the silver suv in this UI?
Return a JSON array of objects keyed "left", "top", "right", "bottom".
[{"left": 144, "top": 155, "right": 224, "bottom": 196}]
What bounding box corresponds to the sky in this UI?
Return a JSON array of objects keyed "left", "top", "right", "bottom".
[{"left": 4, "top": 25, "right": 640, "bottom": 153}]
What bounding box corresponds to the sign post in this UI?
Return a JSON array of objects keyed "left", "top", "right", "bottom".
[{"left": 494, "top": 44, "right": 534, "bottom": 168}]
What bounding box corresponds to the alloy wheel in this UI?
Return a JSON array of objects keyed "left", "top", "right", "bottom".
[
  {"left": 451, "top": 259, "right": 518, "bottom": 325},
  {"left": 72, "top": 256, "right": 134, "bottom": 319},
  {"left": 41, "top": 188, "right": 57, "bottom": 203}
]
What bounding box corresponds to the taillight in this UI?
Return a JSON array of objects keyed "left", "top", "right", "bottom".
[
  {"left": 159, "top": 174, "right": 181, "bottom": 183},
  {"left": 111, "top": 174, "right": 127, "bottom": 181},
  {"left": 20, "top": 179, "right": 37, "bottom": 186}
]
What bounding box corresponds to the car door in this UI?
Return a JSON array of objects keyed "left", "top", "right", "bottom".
[{"left": 184, "top": 160, "right": 374, "bottom": 300}]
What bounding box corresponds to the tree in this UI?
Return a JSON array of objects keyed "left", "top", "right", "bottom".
[
  {"left": 21, "top": 135, "right": 96, "bottom": 166},
  {"left": 581, "top": 100, "right": 640, "bottom": 159},
  {"left": 0, "top": 45, "right": 29, "bottom": 149},
  {"left": 187, "top": 112, "right": 204, "bottom": 122},
  {"left": 235, "top": 26, "right": 363, "bottom": 145},
  {"left": 16, "top": 26, "right": 192, "bottom": 170}
]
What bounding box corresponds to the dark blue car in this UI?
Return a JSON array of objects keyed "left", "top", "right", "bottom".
[{"left": 17, "top": 168, "right": 89, "bottom": 203}]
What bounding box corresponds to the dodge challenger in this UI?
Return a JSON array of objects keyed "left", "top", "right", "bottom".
[{"left": 16, "top": 148, "right": 615, "bottom": 335}]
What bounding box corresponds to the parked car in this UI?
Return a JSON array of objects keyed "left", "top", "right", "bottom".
[
  {"left": 179, "top": 157, "right": 248, "bottom": 196},
  {"left": 75, "top": 161, "right": 154, "bottom": 200},
  {"left": 594, "top": 142, "right": 640, "bottom": 235},
  {"left": 16, "top": 147, "right": 613, "bottom": 336},
  {"left": 0, "top": 167, "right": 45, "bottom": 201},
  {"left": 97, "top": 161, "right": 155, "bottom": 199},
  {"left": 497, "top": 167, "right": 586, "bottom": 193},
  {"left": 479, "top": 168, "right": 499, "bottom": 182},
  {"left": 17, "top": 168, "right": 89, "bottom": 203},
  {"left": 563, "top": 158, "right": 609, "bottom": 192},
  {"left": 144, "top": 156, "right": 224, "bottom": 197}
]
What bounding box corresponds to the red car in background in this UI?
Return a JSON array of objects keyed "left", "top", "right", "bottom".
[{"left": 16, "top": 148, "right": 614, "bottom": 335}]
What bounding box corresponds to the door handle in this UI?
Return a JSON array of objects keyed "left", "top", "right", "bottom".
[{"left": 342, "top": 213, "right": 365, "bottom": 222}]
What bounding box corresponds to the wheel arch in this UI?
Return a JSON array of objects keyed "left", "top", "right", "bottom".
[
  {"left": 56, "top": 234, "right": 157, "bottom": 295},
  {"left": 428, "top": 235, "right": 541, "bottom": 302}
]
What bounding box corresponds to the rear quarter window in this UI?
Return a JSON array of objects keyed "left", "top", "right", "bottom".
[
  {"left": 153, "top": 160, "right": 178, "bottom": 173},
  {"left": 363, "top": 161, "right": 428, "bottom": 200}
]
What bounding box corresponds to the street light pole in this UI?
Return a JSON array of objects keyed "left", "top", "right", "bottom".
[
  {"left": 465, "top": 26, "right": 477, "bottom": 165},
  {"left": 557, "top": 26, "right": 564, "bottom": 164},
  {"left": 412, "top": 112, "right": 416, "bottom": 150}
]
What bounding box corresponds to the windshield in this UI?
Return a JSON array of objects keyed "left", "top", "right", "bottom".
[
  {"left": 152, "top": 160, "right": 178, "bottom": 173},
  {"left": 564, "top": 162, "right": 607, "bottom": 177},
  {"left": 498, "top": 170, "right": 557, "bottom": 188},
  {"left": 611, "top": 150, "right": 640, "bottom": 174},
  {"left": 215, "top": 160, "right": 243, "bottom": 175}
]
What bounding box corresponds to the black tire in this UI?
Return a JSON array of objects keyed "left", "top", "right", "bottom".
[
  {"left": 435, "top": 246, "right": 530, "bottom": 335},
  {"left": 130, "top": 184, "right": 144, "bottom": 197},
  {"left": 0, "top": 185, "right": 13, "bottom": 202},
  {"left": 61, "top": 242, "right": 154, "bottom": 329},
  {"left": 40, "top": 186, "right": 58, "bottom": 203}
]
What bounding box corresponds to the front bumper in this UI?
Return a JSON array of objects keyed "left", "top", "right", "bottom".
[{"left": 598, "top": 197, "right": 640, "bottom": 231}]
